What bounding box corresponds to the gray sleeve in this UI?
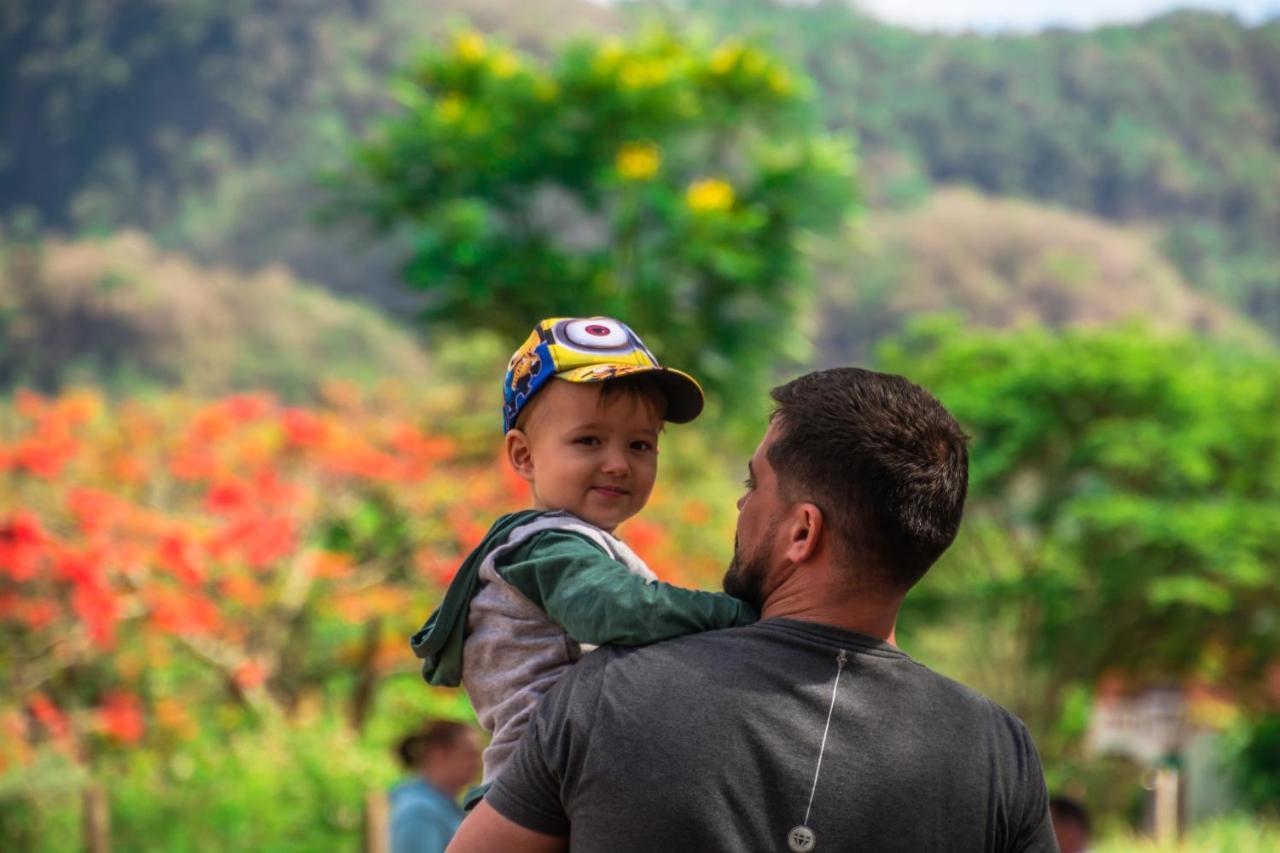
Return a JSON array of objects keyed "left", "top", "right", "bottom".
[
  {"left": 1010, "top": 721, "right": 1059, "bottom": 853},
  {"left": 485, "top": 649, "right": 610, "bottom": 836}
]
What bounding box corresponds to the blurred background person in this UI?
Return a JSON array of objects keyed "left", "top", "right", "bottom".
[
  {"left": 1050, "top": 796, "right": 1092, "bottom": 853},
  {"left": 389, "top": 720, "right": 483, "bottom": 853}
]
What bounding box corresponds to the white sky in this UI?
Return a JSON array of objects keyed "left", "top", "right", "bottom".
[{"left": 853, "top": 0, "right": 1278, "bottom": 32}]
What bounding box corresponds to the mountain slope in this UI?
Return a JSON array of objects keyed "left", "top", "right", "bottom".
[
  {"left": 816, "top": 188, "right": 1263, "bottom": 363},
  {"left": 0, "top": 232, "right": 431, "bottom": 396},
  {"left": 675, "top": 0, "right": 1280, "bottom": 336}
]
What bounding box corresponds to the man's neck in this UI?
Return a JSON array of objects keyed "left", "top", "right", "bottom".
[{"left": 760, "top": 568, "right": 902, "bottom": 645}]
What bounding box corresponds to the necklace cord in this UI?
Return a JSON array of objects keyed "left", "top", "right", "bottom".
[{"left": 802, "top": 649, "right": 847, "bottom": 826}]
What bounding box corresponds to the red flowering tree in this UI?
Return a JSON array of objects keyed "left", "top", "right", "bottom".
[{"left": 0, "top": 380, "right": 737, "bottom": 772}]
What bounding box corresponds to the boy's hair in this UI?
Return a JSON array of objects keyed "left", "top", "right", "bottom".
[
  {"left": 768, "top": 367, "right": 968, "bottom": 593},
  {"left": 396, "top": 720, "right": 472, "bottom": 769},
  {"left": 1048, "top": 797, "right": 1091, "bottom": 836},
  {"left": 514, "top": 374, "right": 669, "bottom": 434}
]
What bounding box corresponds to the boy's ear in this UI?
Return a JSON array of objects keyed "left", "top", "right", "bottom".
[{"left": 505, "top": 429, "right": 536, "bottom": 482}]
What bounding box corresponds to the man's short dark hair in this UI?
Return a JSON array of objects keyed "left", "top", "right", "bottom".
[
  {"left": 1049, "top": 796, "right": 1091, "bottom": 835},
  {"left": 768, "top": 367, "right": 968, "bottom": 591},
  {"left": 396, "top": 719, "right": 472, "bottom": 769}
]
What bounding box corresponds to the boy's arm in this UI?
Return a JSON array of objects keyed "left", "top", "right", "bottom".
[{"left": 495, "top": 530, "right": 756, "bottom": 646}]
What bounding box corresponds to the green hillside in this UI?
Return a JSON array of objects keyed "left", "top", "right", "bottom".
[
  {"left": 0, "top": 0, "right": 619, "bottom": 304},
  {"left": 1, "top": 0, "right": 1275, "bottom": 383},
  {"left": 816, "top": 188, "right": 1264, "bottom": 362},
  {"left": 675, "top": 0, "right": 1280, "bottom": 335},
  {"left": 0, "top": 231, "right": 431, "bottom": 397}
]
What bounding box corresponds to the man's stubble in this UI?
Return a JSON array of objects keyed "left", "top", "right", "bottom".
[{"left": 721, "top": 519, "right": 779, "bottom": 614}]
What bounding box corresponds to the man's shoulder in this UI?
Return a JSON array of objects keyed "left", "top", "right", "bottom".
[
  {"left": 561, "top": 618, "right": 1028, "bottom": 706},
  {"left": 577, "top": 621, "right": 1032, "bottom": 736},
  {"left": 563, "top": 621, "right": 750, "bottom": 686},
  {"left": 907, "top": 656, "right": 1035, "bottom": 737}
]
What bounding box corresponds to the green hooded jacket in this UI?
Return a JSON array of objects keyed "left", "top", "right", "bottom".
[{"left": 409, "top": 510, "right": 545, "bottom": 687}]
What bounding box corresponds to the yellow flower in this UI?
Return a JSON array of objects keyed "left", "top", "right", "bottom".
[
  {"left": 686, "top": 178, "right": 735, "bottom": 214},
  {"left": 709, "top": 41, "right": 742, "bottom": 75},
  {"left": 436, "top": 94, "right": 464, "bottom": 124},
  {"left": 594, "top": 38, "right": 625, "bottom": 73},
  {"left": 491, "top": 50, "right": 520, "bottom": 79},
  {"left": 534, "top": 78, "right": 558, "bottom": 102},
  {"left": 616, "top": 142, "right": 662, "bottom": 181},
  {"left": 454, "top": 31, "right": 486, "bottom": 63},
  {"left": 741, "top": 49, "right": 768, "bottom": 77},
  {"left": 767, "top": 69, "right": 793, "bottom": 96},
  {"left": 620, "top": 62, "right": 647, "bottom": 89},
  {"left": 620, "top": 60, "right": 670, "bottom": 90}
]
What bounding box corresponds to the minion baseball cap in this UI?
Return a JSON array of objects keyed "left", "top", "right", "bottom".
[{"left": 503, "top": 317, "right": 704, "bottom": 433}]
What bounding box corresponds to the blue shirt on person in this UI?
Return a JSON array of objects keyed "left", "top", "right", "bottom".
[{"left": 388, "top": 778, "right": 464, "bottom": 853}]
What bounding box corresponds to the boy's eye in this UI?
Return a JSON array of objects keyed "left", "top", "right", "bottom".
[
  {"left": 631, "top": 440, "right": 654, "bottom": 452},
  {"left": 743, "top": 477, "right": 755, "bottom": 490},
  {"left": 574, "top": 436, "right": 600, "bottom": 446}
]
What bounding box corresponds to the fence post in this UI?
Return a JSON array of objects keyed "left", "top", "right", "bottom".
[
  {"left": 83, "top": 783, "right": 110, "bottom": 853},
  {"left": 363, "top": 790, "right": 389, "bottom": 853},
  {"left": 1153, "top": 766, "right": 1180, "bottom": 844}
]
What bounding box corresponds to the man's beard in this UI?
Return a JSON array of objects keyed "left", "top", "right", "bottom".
[{"left": 722, "top": 524, "right": 776, "bottom": 614}]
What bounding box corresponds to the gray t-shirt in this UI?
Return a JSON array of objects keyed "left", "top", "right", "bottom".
[{"left": 487, "top": 618, "right": 1058, "bottom": 853}]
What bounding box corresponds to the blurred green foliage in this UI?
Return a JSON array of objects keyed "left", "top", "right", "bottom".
[
  {"left": 812, "top": 188, "right": 1263, "bottom": 364},
  {"left": 2, "top": 679, "right": 469, "bottom": 852},
  {"left": 1092, "top": 814, "right": 1280, "bottom": 852},
  {"left": 1226, "top": 713, "right": 1280, "bottom": 814},
  {"left": 885, "top": 319, "right": 1280, "bottom": 808},
  {"left": 674, "top": 0, "right": 1280, "bottom": 337},
  {"left": 0, "top": 229, "right": 431, "bottom": 398},
  {"left": 2, "top": 0, "right": 347, "bottom": 229},
  {"left": 889, "top": 319, "right": 1280, "bottom": 696},
  {"left": 4, "top": 0, "right": 1277, "bottom": 350},
  {"left": 332, "top": 29, "right": 856, "bottom": 409}
]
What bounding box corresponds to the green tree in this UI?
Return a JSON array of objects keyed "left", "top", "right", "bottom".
[
  {"left": 333, "top": 29, "right": 856, "bottom": 409},
  {"left": 676, "top": 0, "right": 1280, "bottom": 338},
  {"left": 883, "top": 319, "right": 1280, "bottom": 753}
]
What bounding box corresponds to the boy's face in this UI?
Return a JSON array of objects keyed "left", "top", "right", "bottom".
[{"left": 506, "top": 379, "right": 662, "bottom": 532}]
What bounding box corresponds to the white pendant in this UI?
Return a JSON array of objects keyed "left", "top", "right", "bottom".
[{"left": 787, "top": 825, "right": 816, "bottom": 852}]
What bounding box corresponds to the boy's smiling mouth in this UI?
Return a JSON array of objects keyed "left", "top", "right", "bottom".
[{"left": 591, "top": 485, "right": 630, "bottom": 498}]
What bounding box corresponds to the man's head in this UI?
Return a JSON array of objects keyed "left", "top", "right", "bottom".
[
  {"left": 1049, "top": 796, "right": 1091, "bottom": 853},
  {"left": 397, "top": 720, "right": 483, "bottom": 798},
  {"left": 724, "top": 368, "right": 968, "bottom": 612},
  {"left": 503, "top": 317, "right": 704, "bottom": 531}
]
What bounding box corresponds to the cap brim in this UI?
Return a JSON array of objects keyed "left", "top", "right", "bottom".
[{"left": 557, "top": 364, "right": 705, "bottom": 424}]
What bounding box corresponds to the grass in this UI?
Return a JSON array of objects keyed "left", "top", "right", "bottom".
[{"left": 1094, "top": 816, "right": 1280, "bottom": 852}]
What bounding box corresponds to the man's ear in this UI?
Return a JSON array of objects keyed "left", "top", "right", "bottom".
[
  {"left": 505, "top": 429, "right": 535, "bottom": 482},
  {"left": 783, "top": 502, "right": 824, "bottom": 565}
]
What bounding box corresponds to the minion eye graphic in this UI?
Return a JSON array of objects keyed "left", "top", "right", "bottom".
[{"left": 557, "top": 318, "right": 633, "bottom": 352}]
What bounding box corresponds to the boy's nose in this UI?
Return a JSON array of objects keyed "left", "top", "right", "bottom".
[{"left": 600, "top": 449, "right": 629, "bottom": 476}]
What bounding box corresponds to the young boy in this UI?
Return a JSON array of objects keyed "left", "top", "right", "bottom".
[{"left": 410, "top": 316, "right": 756, "bottom": 794}]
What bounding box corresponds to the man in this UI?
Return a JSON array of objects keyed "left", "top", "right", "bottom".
[
  {"left": 450, "top": 368, "right": 1058, "bottom": 852},
  {"left": 1049, "top": 796, "right": 1091, "bottom": 853},
  {"left": 390, "top": 720, "right": 483, "bottom": 853}
]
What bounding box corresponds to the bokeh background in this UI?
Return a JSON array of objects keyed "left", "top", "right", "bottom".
[{"left": 2, "top": 0, "right": 1279, "bottom": 849}]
